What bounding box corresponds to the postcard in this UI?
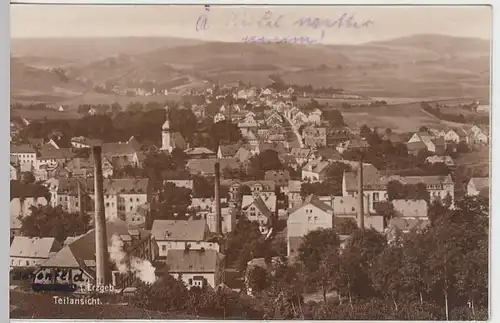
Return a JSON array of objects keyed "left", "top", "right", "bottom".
[{"left": 9, "top": 3, "right": 491, "bottom": 320}]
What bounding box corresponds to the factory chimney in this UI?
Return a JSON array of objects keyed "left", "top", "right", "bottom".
[
  {"left": 357, "top": 158, "right": 365, "bottom": 230},
  {"left": 214, "top": 161, "right": 222, "bottom": 235},
  {"left": 92, "top": 145, "right": 110, "bottom": 286}
]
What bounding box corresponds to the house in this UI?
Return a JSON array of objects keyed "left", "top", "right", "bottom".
[
  {"left": 290, "top": 148, "right": 314, "bottom": 165},
  {"left": 234, "top": 146, "right": 255, "bottom": 163},
  {"left": 407, "top": 132, "right": 445, "bottom": 155},
  {"left": 10, "top": 144, "right": 37, "bottom": 167},
  {"left": 286, "top": 180, "right": 303, "bottom": 210},
  {"left": 471, "top": 125, "right": 489, "bottom": 144},
  {"left": 184, "top": 147, "right": 216, "bottom": 159},
  {"left": 165, "top": 249, "right": 225, "bottom": 290},
  {"left": 257, "top": 142, "right": 287, "bottom": 156},
  {"left": 319, "top": 195, "right": 384, "bottom": 233},
  {"left": 307, "top": 110, "right": 322, "bottom": 126},
  {"left": 476, "top": 104, "right": 490, "bottom": 113},
  {"left": 316, "top": 147, "right": 342, "bottom": 161},
  {"left": 264, "top": 169, "right": 291, "bottom": 187},
  {"left": 292, "top": 111, "right": 309, "bottom": 127},
  {"left": 467, "top": 177, "right": 489, "bottom": 197},
  {"left": 10, "top": 162, "right": 20, "bottom": 181},
  {"left": 265, "top": 112, "right": 284, "bottom": 127},
  {"left": 48, "top": 178, "right": 151, "bottom": 220},
  {"left": 151, "top": 220, "right": 219, "bottom": 259},
  {"left": 214, "top": 112, "right": 226, "bottom": 123},
  {"left": 35, "top": 147, "right": 76, "bottom": 171},
  {"left": 70, "top": 136, "right": 104, "bottom": 149},
  {"left": 10, "top": 197, "right": 48, "bottom": 239},
  {"left": 206, "top": 207, "right": 236, "bottom": 234},
  {"left": 425, "top": 155, "right": 455, "bottom": 167},
  {"left": 241, "top": 195, "right": 274, "bottom": 234},
  {"left": 444, "top": 128, "right": 471, "bottom": 144},
  {"left": 10, "top": 237, "right": 62, "bottom": 268},
  {"left": 36, "top": 220, "right": 157, "bottom": 290},
  {"left": 165, "top": 180, "right": 194, "bottom": 190},
  {"left": 238, "top": 116, "right": 259, "bottom": 129},
  {"left": 302, "top": 126, "right": 327, "bottom": 148},
  {"left": 125, "top": 202, "right": 150, "bottom": 229},
  {"left": 301, "top": 159, "right": 331, "bottom": 182},
  {"left": 386, "top": 218, "right": 430, "bottom": 243},
  {"left": 392, "top": 199, "right": 428, "bottom": 219},
  {"left": 336, "top": 138, "right": 369, "bottom": 154},
  {"left": 342, "top": 170, "right": 455, "bottom": 212},
  {"left": 217, "top": 144, "right": 241, "bottom": 159},
  {"left": 64, "top": 157, "right": 114, "bottom": 178},
  {"left": 101, "top": 141, "right": 142, "bottom": 168},
  {"left": 192, "top": 105, "right": 206, "bottom": 118},
  {"left": 241, "top": 128, "right": 259, "bottom": 146},
  {"left": 287, "top": 195, "right": 334, "bottom": 258}
]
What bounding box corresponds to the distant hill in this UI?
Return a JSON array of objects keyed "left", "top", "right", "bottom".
[{"left": 10, "top": 34, "right": 491, "bottom": 103}]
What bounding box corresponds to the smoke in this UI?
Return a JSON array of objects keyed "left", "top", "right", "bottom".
[{"left": 109, "top": 234, "right": 157, "bottom": 285}]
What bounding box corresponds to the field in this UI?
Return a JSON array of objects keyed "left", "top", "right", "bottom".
[{"left": 334, "top": 102, "right": 449, "bottom": 133}]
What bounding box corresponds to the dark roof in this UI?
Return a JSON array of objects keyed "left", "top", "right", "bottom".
[
  {"left": 38, "top": 147, "right": 75, "bottom": 160},
  {"left": 166, "top": 249, "right": 221, "bottom": 273},
  {"left": 151, "top": 220, "right": 207, "bottom": 241},
  {"left": 10, "top": 144, "right": 36, "bottom": 154},
  {"left": 187, "top": 158, "right": 240, "bottom": 176},
  {"left": 317, "top": 147, "right": 342, "bottom": 160},
  {"left": 289, "top": 194, "right": 333, "bottom": 214},
  {"left": 218, "top": 144, "right": 240, "bottom": 157}
]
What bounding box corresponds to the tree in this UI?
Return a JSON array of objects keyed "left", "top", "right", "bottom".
[
  {"left": 298, "top": 228, "right": 340, "bottom": 304},
  {"left": 387, "top": 180, "right": 406, "bottom": 200},
  {"left": 247, "top": 266, "right": 270, "bottom": 294},
  {"left": 169, "top": 107, "right": 198, "bottom": 144},
  {"left": 20, "top": 205, "right": 91, "bottom": 243},
  {"left": 224, "top": 219, "right": 263, "bottom": 269},
  {"left": 209, "top": 119, "right": 243, "bottom": 148},
  {"left": 193, "top": 175, "right": 214, "bottom": 198},
  {"left": 360, "top": 125, "right": 372, "bottom": 139},
  {"left": 249, "top": 150, "right": 284, "bottom": 179},
  {"left": 20, "top": 172, "right": 36, "bottom": 184},
  {"left": 419, "top": 126, "right": 429, "bottom": 133},
  {"left": 155, "top": 182, "right": 193, "bottom": 219}
]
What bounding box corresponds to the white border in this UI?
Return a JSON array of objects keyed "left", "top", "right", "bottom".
[{"left": 6, "top": 1, "right": 497, "bottom": 323}]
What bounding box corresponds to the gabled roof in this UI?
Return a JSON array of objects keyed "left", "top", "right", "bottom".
[
  {"left": 151, "top": 220, "right": 207, "bottom": 242},
  {"left": 317, "top": 147, "right": 342, "bottom": 161},
  {"left": 101, "top": 142, "right": 137, "bottom": 156},
  {"left": 242, "top": 195, "right": 273, "bottom": 218},
  {"left": 218, "top": 144, "right": 240, "bottom": 157},
  {"left": 10, "top": 144, "right": 36, "bottom": 154},
  {"left": 470, "top": 177, "right": 489, "bottom": 191},
  {"left": 10, "top": 236, "right": 60, "bottom": 259},
  {"left": 38, "top": 147, "right": 75, "bottom": 160},
  {"left": 41, "top": 219, "right": 134, "bottom": 268},
  {"left": 166, "top": 249, "right": 221, "bottom": 273},
  {"left": 184, "top": 147, "right": 215, "bottom": 156},
  {"left": 291, "top": 148, "right": 312, "bottom": 158},
  {"left": 289, "top": 194, "right": 333, "bottom": 215}
]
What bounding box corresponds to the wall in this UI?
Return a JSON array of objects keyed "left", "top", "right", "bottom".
[
  {"left": 287, "top": 204, "right": 333, "bottom": 238},
  {"left": 33, "top": 267, "right": 93, "bottom": 289},
  {"left": 171, "top": 272, "right": 216, "bottom": 289},
  {"left": 11, "top": 256, "right": 49, "bottom": 268},
  {"left": 156, "top": 240, "right": 220, "bottom": 258}
]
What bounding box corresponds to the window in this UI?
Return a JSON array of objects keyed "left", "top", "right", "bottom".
[
  {"left": 130, "top": 198, "right": 133, "bottom": 202},
  {"left": 188, "top": 279, "right": 193, "bottom": 285},
  {"left": 25, "top": 260, "right": 29, "bottom": 266},
  {"left": 373, "top": 192, "right": 379, "bottom": 201},
  {"left": 130, "top": 206, "right": 133, "bottom": 211},
  {"left": 75, "top": 202, "right": 79, "bottom": 207},
  {"left": 106, "top": 202, "right": 110, "bottom": 207},
  {"left": 162, "top": 245, "right": 166, "bottom": 251},
  {"left": 136, "top": 198, "right": 139, "bottom": 202}
]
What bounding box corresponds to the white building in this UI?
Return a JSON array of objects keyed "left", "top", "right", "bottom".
[{"left": 151, "top": 220, "right": 220, "bottom": 259}]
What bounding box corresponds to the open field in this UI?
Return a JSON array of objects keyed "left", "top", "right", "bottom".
[{"left": 336, "top": 102, "right": 449, "bottom": 133}]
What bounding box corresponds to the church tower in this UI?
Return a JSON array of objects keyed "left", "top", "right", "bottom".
[{"left": 161, "top": 105, "right": 173, "bottom": 152}]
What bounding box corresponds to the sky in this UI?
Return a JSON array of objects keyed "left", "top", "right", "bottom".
[{"left": 10, "top": 5, "right": 491, "bottom": 44}]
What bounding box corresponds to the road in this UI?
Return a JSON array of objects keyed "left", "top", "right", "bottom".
[{"left": 282, "top": 113, "right": 304, "bottom": 148}]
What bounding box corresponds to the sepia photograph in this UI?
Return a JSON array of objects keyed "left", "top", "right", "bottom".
[{"left": 9, "top": 4, "right": 491, "bottom": 320}]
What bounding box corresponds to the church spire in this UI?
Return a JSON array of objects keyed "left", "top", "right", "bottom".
[{"left": 162, "top": 105, "right": 170, "bottom": 131}]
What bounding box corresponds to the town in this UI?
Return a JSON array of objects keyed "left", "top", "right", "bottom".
[{"left": 9, "top": 80, "right": 490, "bottom": 320}]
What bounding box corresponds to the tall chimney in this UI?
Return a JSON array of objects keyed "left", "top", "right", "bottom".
[
  {"left": 92, "top": 146, "right": 109, "bottom": 286},
  {"left": 357, "top": 158, "right": 365, "bottom": 230},
  {"left": 214, "top": 161, "right": 222, "bottom": 235}
]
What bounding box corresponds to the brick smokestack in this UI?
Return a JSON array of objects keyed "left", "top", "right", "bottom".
[
  {"left": 92, "top": 146, "right": 109, "bottom": 286},
  {"left": 214, "top": 161, "right": 222, "bottom": 235},
  {"left": 357, "top": 158, "right": 365, "bottom": 230}
]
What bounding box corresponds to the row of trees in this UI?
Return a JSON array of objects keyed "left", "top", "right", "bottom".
[
  {"left": 421, "top": 102, "right": 489, "bottom": 125},
  {"left": 244, "top": 195, "right": 488, "bottom": 320},
  {"left": 18, "top": 105, "right": 243, "bottom": 151}
]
